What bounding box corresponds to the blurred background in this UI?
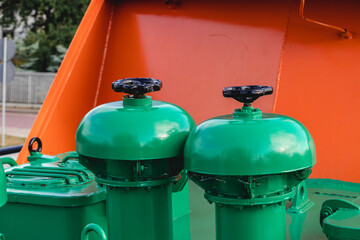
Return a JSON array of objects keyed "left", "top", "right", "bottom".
[{"left": 0, "top": 0, "right": 90, "bottom": 150}]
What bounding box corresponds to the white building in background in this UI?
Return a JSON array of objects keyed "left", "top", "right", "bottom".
[{"left": 1, "top": 12, "right": 34, "bottom": 41}]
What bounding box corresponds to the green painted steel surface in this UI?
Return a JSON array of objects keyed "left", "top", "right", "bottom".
[
  {"left": 287, "top": 181, "right": 314, "bottom": 214},
  {"left": 173, "top": 213, "right": 191, "bottom": 240},
  {"left": 324, "top": 210, "right": 360, "bottom": 240},
  {"left": 106, "top": 184, "right": 172, "bottom": 240},
  {"left": 27, "top": 151, "right": 59, "bottom": 163},
  {"left": 82, "top": 224, "right": 107, "bottom": 240},
  {"left": 0, "top": 201, "right": 106, "bottom": 240},
  {"left": 0, "top": 157, "right": 17, "bottom": 167},
  {"left": 216, "top": 203, "right": 286, "bottom": 240},
  {"left": 4, "top": 152, "right": 105, "bottom": 206},
  {"left": 0, "top": 152, "right": 107, "bottom": 240},
  {"left": 76, "top": 96, "right": 195, "bottom": 160},
  {"left": 79, "top": 157, "right": 183, "bottom": 186},
  {"left": 76, "top": 92, "right": 194, "bottom": 240},
  {"left": 184, "top": 95, "right": 316, "bottom": 240},
  {"left": 172, "top": 183, "right": 190, "bottom": 220},
  {"left": 189, "top": 171, "right": 299, "bottom": 240},
  {"left": 185, "top": 111, "right": 316, "bottom": 176},
  {"left": 0, "top": 163, "right": 6, "bottom": 208},
  {"left": 189, "top": 170, "right": 310, "bottom": 202},
  {"left": 187, "top": 179, "right": 360, "bottom": 240},
  {"left": 320, "top": 199, "right": 360, "bottom": 240}
]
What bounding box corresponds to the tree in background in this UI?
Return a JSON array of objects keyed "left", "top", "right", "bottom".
[{"left": 0, "top": 0, "right": 90, "bottom": 72}]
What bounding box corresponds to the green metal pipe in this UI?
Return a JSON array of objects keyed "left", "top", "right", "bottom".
[
  {"left": 0, "top": 157, "right": 17, "bottom": 167},
  {"left": 215, "top": 203, "right": 286, "bottom": 240},
  {"left": 81, "top": 223, "right": 107, "bottom": 240},
  {"left": 106, "top": 184, "right": 173, "bottom": 240}
]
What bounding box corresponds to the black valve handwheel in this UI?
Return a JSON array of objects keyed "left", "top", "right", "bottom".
[
  {"left": 112, "top": 78, "right": 162, "bottom": 96},
  {"left": 223, "top": 85, "right": 273, "bottom": 104}
]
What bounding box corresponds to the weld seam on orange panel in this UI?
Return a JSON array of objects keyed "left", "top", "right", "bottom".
[
  {"left": 93, "top": 4, "right": 115, "bottom": 107},
  {"left": 273, "top": 0, "right": 291, "bottom": 113}
]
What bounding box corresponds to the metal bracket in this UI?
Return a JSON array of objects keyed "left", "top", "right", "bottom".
[{"left": 287, "top": 181, "right": 314, "bottom": 214}]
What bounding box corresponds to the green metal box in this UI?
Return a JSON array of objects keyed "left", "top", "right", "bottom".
[{"left": 0, "top": 152, "right": 107, "bottom": 240}]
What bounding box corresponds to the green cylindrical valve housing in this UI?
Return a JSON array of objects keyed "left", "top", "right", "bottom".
[
  {"left": 184, "top": 85, "right": 316, "bottom": 240},
  {"left": 76, "top": 78, "right": 195, "bottom": 240}
]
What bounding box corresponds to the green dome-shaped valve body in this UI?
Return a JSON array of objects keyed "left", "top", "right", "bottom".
[
  {"left": 75, "top": 78, "right": 195, "bottom": 240},
  {"left": 184, "top": 85, "right": 316, "bottom": 240},
  {"left": 185, "top": 85, "right": 315, "bottom": 175},
  {"left": 76, "top": 97, "right": 194, "bottom": 161},
  {"left": 185, "top": 112, "right": 315, "bottom": 176},
  {"left": 76, "top": 78, "right": 194, "bottom": 161}
]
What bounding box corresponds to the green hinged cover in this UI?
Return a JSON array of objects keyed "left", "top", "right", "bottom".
[
  {"left": 5, "top": 152, "right": 105, "bottom": 206},
  {"left": 0, "top": 152, "right": 107, "bottom": 240}
]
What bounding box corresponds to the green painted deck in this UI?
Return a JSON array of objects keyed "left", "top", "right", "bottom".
[{"left": 173, "top": 179, "right": 360, "bottom": 240}]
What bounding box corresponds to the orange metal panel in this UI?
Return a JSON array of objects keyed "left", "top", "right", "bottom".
[
  {"left": 274, "top": 0, "right": 360, "bottom": 182},
  {"left": 95, "top": 0, "right": 289, "bottom": 120},
  {"left": 19, "top": 0, "right": 288, "bottom": 163}
]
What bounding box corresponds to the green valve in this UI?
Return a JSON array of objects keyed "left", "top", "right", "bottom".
[
  {"left": 76, "top": 78, "right": 195, "bottom": 240},
  {"left": 184, "top": 85, "right": 316, "bottom": 240}
]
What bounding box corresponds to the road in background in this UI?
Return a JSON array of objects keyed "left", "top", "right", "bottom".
[
  {"left": 0, "top": 110, "right": 37, "bottom": 137},
  {"left": 0, "top": 110, "right": 38, "bottom": 161}
]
